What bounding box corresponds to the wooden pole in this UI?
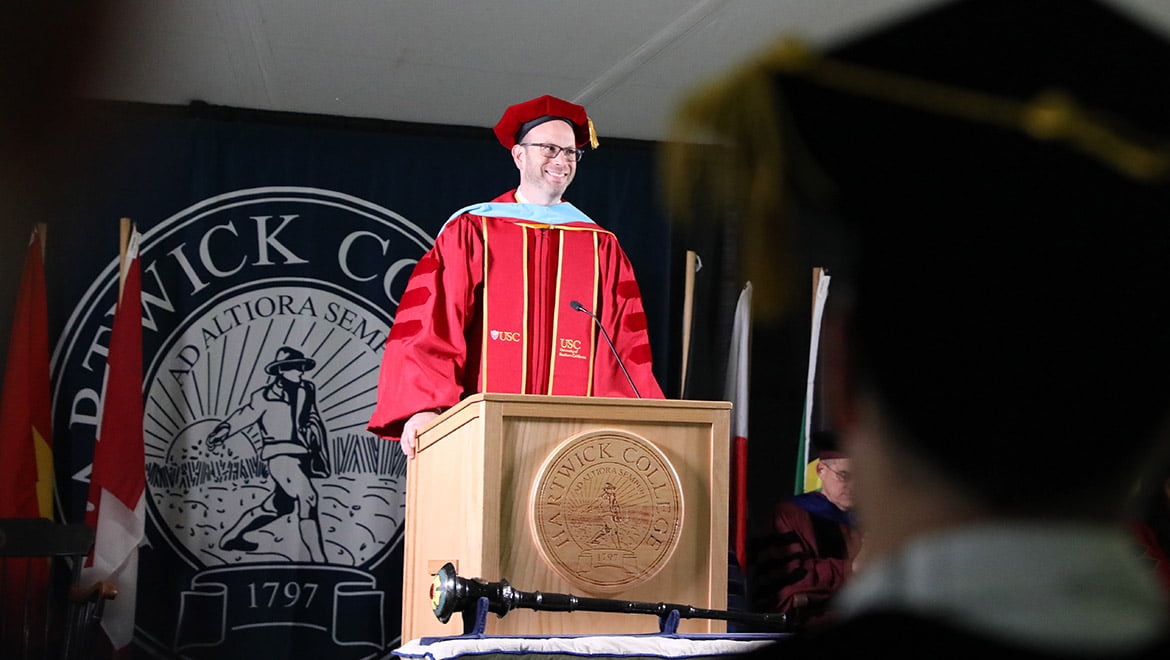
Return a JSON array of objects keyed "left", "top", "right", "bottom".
[
  {"left": 34, "top": 223, "right": 47, "bottom": 260},
  {"left": 678, "top": 250, "right": 699, "bottom": 396},
  {"left": 117, "top": 218, "right": 132, "bottom": 301}
]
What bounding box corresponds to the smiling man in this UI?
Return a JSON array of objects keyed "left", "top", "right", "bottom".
[
  {"left": 369, "top": 95, "right": 664, "bottom": 458},
  {"left": 513, "top": 114, "right": 577, "bottom": 205}
]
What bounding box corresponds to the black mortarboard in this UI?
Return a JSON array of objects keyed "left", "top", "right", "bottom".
[{"left": 666, "top": 0, "right": 1170, "bottom": 509}]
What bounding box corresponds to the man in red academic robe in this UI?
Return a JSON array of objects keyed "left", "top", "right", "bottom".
[
  {"left": 368, "top": 95, "right": 664, "bottom": 457},
  {"left": 752, "top": 432, "right": 860, "bottom": 627}
]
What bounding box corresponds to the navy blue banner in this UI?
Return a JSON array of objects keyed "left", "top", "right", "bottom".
[
  {"left": 42, "top": 103, "right": 671, "bottom": 658},
  {"left": 174, "top": 564, "right": 385, "bottom": 655}
]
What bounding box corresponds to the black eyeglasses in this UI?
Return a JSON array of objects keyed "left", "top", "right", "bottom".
[
  {"left": 820, "top": 462, "right": 852, "bottom": 483},
  {"left": 518, "top": 142, "right": 585, "bottom": 162}
]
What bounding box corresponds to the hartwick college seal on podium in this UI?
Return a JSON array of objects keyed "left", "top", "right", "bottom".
[{"left": 530, "top": 429, "right": 684, "bottom": 594}]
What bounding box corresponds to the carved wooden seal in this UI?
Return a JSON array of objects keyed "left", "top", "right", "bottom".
[{"left": 530, "top": 429, "right": 684, "bottom": 594}]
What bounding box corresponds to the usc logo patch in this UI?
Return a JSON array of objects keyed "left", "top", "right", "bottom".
[{"left": 490, "top": 329, "right": 522, "bottom": 342}]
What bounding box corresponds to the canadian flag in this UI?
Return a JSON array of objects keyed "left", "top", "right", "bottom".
[
  {"left": 724, "top": 282, "right": 751, "bottom": 571},
  {"left": 83, "top": 226, "right": 146, "bottom": 650}
]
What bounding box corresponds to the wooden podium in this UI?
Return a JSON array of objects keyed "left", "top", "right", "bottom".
[{"left": 401, "top": 393, "right": 731, "bottom": 640}]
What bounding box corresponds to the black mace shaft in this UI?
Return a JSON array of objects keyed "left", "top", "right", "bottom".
[{"left": 430, "top": 562, "right": 789, "bottom": 631}]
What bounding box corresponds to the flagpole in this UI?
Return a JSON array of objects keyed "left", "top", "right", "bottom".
[
  {"left": 35, "top": 223, "right": 51, "bottom": 518},
  {"left": 118, "top": 217, "right": 132, "bottom": 301},
  {"left": 35, "top": 223, "right": 47, "bottom": 260},
  {"left": 679, "top": 250, "right": 699, "bottom": 396}
]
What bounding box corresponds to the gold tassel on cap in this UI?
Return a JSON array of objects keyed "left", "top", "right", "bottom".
[
  {"left": 588, "top": 118, "right": 600, "bottom": 149},
  {"left": 662, "top": 41, "right": 801, "bottom": 321}
]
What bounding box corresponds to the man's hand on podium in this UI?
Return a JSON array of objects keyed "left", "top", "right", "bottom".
[{"left": 401, "top": 410, "right": 439, "bottom": 459}]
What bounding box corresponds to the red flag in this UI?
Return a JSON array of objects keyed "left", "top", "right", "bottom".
[
  {"left": 0, "top": 225, "right": 53, "bottom": 519},
  {"left": 0, "top": 227, "right": 53, "bottom": 656},
  {"left": 724, "top": 282, "right": 752, "bottom": 572},
  {"left": 83, "top": 227, "right": 145, "bottom": 650}
]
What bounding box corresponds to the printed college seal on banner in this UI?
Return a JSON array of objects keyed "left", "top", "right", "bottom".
[
  {"left": 530, "top": 429, "right": 684, "bottom": 594},
  {"left": 51, "top": 187, "right": 431, "bottom": 658}
]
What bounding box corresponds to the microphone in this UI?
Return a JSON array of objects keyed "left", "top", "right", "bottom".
[{"left": 570, "top": 300, "right": 641, "bottom": 398}]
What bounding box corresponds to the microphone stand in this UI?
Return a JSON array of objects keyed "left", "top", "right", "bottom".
[{"left": 569, "top": 300, "right": 641, "bottom": 398}]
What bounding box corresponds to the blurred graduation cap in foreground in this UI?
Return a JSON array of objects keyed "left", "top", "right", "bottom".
[{"left": 665, "top": 0, "right": 1170, "bottom": 510}]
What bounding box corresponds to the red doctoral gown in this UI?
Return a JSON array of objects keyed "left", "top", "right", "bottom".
[{"left": 368, "top": 191, "right": 663, "bottom": 441}]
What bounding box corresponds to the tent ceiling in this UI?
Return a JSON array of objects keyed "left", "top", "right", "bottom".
[{"left": 83, "top": 0, "right": 1170, "bottom": 142}]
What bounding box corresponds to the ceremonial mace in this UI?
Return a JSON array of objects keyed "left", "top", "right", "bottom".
[{"left": 430, "top": 562, "right": 790, "bottom": 632}]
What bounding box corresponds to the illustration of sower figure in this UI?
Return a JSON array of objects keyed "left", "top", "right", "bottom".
[
  {"left": 587, "top": 482, "right": 624, "bottom": 548},
  {"left": 206, "top": 346, "right": 330, "bottom": 562}
]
